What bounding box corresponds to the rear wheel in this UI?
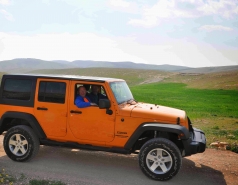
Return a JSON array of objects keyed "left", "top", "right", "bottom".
[
  {"left": 139, "top": 138, "right": 182, "bottom": 181},
  {"left": 3, "top": 125, "right": 40, "bottom": 162}
]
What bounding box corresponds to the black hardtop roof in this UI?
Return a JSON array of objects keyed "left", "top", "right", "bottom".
[{"left": 4, "top": 74, "right": 124, "bottom": 82}]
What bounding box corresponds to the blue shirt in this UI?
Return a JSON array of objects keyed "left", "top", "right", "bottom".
[{"left": 75, "top": 96, "right": 91, "bottom": 108}]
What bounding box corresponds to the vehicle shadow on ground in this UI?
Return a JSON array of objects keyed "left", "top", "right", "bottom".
[{"left": 0, "top": 146, "right": 226, "bottom": 185}]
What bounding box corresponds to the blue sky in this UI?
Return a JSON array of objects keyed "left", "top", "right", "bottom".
[{"left": 0, "top": 0, "right": 238, "bottom": 67}]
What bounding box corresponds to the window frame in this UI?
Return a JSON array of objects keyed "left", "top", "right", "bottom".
[
  {"left": 38, "top": 81, "right": 66, "bottom": 104},
  {"left": 0, "top": 75, "right": 37, "bottom": 107},
  {"left": 74, "top": 83, "right": 108, "bottom": 105},
  {"left": 2, "top": 78, "right": 32, "bottom": 101}
]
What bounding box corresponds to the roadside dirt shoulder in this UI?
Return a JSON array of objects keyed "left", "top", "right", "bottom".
[{"left": 186, "top": 148, "right": 238, "bottom": 185}]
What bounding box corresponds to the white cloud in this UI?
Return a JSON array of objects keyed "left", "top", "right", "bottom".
[
  {"left": 0, "top": 0, "right": 10, "bottom": 5},
  {"left": 128, "top": 16, "right": 157, "bottom": 28},
  {"left": 0, "top": 9, "right": 14, "bottom": 21},
  {"left": 128, "top": 0, "right": 238, "bottom": 28},
  {"left": 197, "top": 0, "right": 238, "bottom": 19},
  {"left": 199, "top": 25, "right": 233, "bottom": 32},
  {"left": 108, "top": 0, "right": 130, "bottom": 8},
  {"left": 128, "top": 0, "right": 196, "bottom": 28},
  {"left": 107, "top": 0, "right": 138, "bottom": 13}
]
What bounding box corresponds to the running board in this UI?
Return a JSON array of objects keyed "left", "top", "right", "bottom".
[{"left": 40, "top": 139, "right": 131, "bottom": 154}]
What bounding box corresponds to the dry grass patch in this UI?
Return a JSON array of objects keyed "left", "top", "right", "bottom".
[
  {"left": 163, "top": 70, "right": 238, "bottom": 90},
  {"left": 193, "top": 117, "right": 238, "bottom": 152}
]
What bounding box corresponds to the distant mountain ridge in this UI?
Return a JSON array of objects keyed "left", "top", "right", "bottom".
[
  {"left": 69, "top": 60, "right": 189, "bottom": 71},
  {"left": 0, "top": 58, "right": 190, "bottom": 73},
  {"left": 0, "top": 59, "right": 69, "bottom": 73},
  {"left": 0, "top": 58, "right": 237, "bottom": 73}
]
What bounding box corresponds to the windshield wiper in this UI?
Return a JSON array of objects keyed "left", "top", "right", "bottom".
[
  {"left": 127, "top": 99, "right": 137, "bottom": 105},
  {"left": 118, "top": 99, "right": 137, "bottom": 105}
]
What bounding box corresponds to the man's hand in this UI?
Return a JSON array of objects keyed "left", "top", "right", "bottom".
[{"left": 90, "top": 103, "right": 97, "bottom": 106}]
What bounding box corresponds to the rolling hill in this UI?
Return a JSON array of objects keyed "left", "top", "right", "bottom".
[
  {"left": 1, "top": 58, "right": 238, "bottom": 90},
  {"left": 163, "top": 70, "right": 238, "bottom": 90},
  {"left": 179, "top": 65, "right": 238, "bottom": 73},
  {"left": 0, "top": 67, "right": 237, "bottom": 90},
  {"left": 28, "top": 68, "right": 170, "bottom": 86},
  {"left": 29, "top": 67, "right": 238, "bottom": 90}
]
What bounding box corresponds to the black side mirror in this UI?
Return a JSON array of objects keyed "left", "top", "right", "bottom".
[
  {"left": 99, "top": 99, "right": 113, "bottom": 115},
  {"left": 99, "top": 99, "right": 111, "bottom": 109}
]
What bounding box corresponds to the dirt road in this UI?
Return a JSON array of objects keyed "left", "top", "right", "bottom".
[{"left": 0, "top": 135, "right": 237, "bottom": 185}]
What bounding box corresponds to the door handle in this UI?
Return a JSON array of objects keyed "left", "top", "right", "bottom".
[
  {"left": 70, "top": 110, "right": 82, "bottom": 114},
  {"left": 37, "top": 107, "right": 48, "bottom": 111}
]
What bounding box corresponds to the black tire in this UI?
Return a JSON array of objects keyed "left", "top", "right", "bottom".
[
  {"left": 139, "top": 138, "right": 182, "bottom": 181},
  {"left": 3, "top": 125, "right": 40, "bottom": 162}
]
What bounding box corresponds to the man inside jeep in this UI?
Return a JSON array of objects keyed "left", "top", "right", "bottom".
[
  {"left": 75, "top": 86, "right": 97, "bottom": 108},
  {"left": 88, "top": 85, "right": 107, "bottom": 105}
]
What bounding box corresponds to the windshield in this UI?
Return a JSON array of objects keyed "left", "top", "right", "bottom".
[{"left": 110, "top": 81, "right": 134, "bottom": 104}]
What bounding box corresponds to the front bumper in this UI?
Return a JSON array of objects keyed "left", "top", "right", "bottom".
[{"left": 183, "top": 127, "right": 206, "bottom": 156}]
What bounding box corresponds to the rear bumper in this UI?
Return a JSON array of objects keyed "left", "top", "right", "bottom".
[{"left": 183, "top": 127, "right": 206, "bottom": 156}]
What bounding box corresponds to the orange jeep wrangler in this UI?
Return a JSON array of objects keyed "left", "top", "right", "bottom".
[{"left": 0, "top": 74, "right": 206, "bottom": 181}]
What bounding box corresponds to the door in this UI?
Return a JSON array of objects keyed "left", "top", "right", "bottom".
[
  {"left": 34, "top": 79, "right": 69, "bottom": 137},
  {"left": 68, "top": 81, "right": 115, "bottom": 142}
]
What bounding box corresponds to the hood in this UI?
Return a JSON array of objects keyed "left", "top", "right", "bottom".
[{"left": 130, "top": 102, "right": 186, "bottom": 123}]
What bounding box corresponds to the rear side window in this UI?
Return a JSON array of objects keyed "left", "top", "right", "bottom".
[
  {"left": 3, "top": 79, "right": 32, "bottom": 100},
  {"left": 38, "top": 81, "right": 66, "bottom": 104}
]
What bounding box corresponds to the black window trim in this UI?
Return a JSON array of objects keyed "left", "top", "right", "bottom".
[
  {"left": 0, "top": 76, "right": 37, "bottom": 107},
  {"left": 3, "top": 78, "right": 32, "bottom": 101},
  {"left": 38, "top": 81, "right": 66, "bottom": 104}
]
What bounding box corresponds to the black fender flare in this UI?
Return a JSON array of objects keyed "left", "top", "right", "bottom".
[
  {"left": 124, "top": 123, "right": 190, "bottom": 150},
  {"left": 0, "top": 111, "right": 46, "bottom": 139}
]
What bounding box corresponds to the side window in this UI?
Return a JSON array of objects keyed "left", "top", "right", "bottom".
[
  {"left": 74, "top": 84, "right": 108, "bottom": 105},
  {"left": 100, "top": 86, "right": 107, "bottom": 97},
  {"left": 87, "top": 85, "right": 107, "bottom": 95},
  {"left": 3, "top": 79, "right": 32, "bottom": 100},
  {"left": 38, "top": 81, "right": 66, "bottom": 104}
]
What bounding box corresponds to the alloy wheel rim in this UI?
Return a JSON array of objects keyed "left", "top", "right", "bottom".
[
  {"left": 9, "top": 134, "right": 28, "bottom": 156},
  {"left": 146, "top": 148, "right": 173, "bottom": 174}
]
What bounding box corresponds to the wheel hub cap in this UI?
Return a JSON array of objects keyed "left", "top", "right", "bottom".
[
  {"left": 9, "top": 134, "right": 28, "bottom": 156},
  {"left": 146, "top": 148, "right": 172, "bottom": 174}
]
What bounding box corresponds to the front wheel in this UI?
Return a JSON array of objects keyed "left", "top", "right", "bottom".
[
  {"left": 3, "top": 125, "right": 40, "bottom": 162},
  {"left": 139, "top": 138, "right": 182, "bottom": 181}
]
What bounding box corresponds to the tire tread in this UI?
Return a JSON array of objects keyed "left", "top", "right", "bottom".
[
  {"left": 139, "top": 137, "right": 182, "bottom": 181},
  {"left": 3, "top": 125, "right": 40, "bottom": 162}
]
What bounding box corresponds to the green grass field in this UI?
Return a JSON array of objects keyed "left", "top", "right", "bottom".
[
  {"left": 131, "top": 82, "right": 238, "bottom": 151},
  {"left": 131, "top": 83, "right": 238, "bottom": 119}
]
